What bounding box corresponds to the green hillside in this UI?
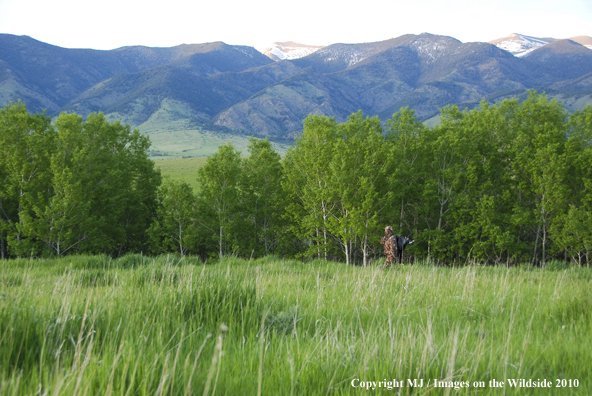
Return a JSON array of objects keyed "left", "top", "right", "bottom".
[{"left": 111, "top": 98, "right": 290, "bottom": 159}]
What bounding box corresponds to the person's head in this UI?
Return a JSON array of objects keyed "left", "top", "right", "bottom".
[{"left": 384, "top": 226, "right": 393, "bottom": 235}]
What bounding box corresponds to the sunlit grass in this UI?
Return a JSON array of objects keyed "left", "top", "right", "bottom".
[
  {"left": 0, "top": 256, "right": 590, "bottom": 395},
  {"left": 154, "top": 158, "right": 208, "bottom": 192}
]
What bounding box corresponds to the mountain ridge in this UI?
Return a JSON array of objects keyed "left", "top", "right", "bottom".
[
  {"left": 258, "top": 41, "right": 325, "bottom": 61},
  {"left": 2, "top": 32, "right": 592, "bottom": 155},
  {"left": 488, "top": 33, "right": 592, "bottom": 57}
]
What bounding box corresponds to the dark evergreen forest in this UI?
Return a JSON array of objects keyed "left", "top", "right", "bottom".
[{"left": 1, "top": 92, "right": 591, "bottom": 265}]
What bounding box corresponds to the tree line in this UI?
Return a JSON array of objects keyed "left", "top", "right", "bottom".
[
  {"left": 1, "top": 93, "right": 591, "bottom": 265},
  {"left": 0, "top": 104, "right": 160, "bottom": 259}
]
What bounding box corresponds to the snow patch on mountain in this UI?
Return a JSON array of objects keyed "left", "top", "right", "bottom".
[
  {"left": 258, "top": 42, "right": 325, "bottom": 61},
  {"left": 489, "top": 33, "right": 554, "bottom": 57},
  {"left": 409, "top": 36, "right": 457, "bottom": 63},
  {"left": 231, "top": 45, "right": 258, "bottom": 58},
  {"left": 318, "top": 47, "right": 368, "bottom": 66}
]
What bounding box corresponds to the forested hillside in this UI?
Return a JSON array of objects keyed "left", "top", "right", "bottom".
[{"left": 1, "top": 93, "right": 592, "bottom": 265}]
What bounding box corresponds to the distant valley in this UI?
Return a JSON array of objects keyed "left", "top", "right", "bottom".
[{"left": 1, "top": 32, "right": 591, "bottom": 157}]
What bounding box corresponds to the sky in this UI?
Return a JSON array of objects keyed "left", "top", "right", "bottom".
[{"left": 0, "top": 0, "right": 591, "bottom": 50}]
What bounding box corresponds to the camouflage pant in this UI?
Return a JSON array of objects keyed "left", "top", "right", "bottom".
[
  {"left": 381, "top": 234, "right": 399, "bottom": 267},
  {"left": 385, "top": 252, "right": 395, "bottom": 266}
]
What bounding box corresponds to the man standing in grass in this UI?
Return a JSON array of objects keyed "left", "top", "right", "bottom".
[{"left": 381, "top": 226, "right": 398, "bottom": 267}]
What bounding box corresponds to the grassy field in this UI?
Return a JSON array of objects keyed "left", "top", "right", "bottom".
[
  {"left": 0, "top": 256, "right": 590, "bottom": 395},
  {"left": 153, "top": 157, "right": 208, "bottom": 192}
]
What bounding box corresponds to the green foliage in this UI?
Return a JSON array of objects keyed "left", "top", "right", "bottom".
[
  {"left": 283, "top": 115, "right": 341, "bottom": 260},
  {"left": 328, "top": 112, "right": 390, "bottom": 265},
  {"left": 143, "top": 138, "right": 290, "bottom": 261},
  {"left": 281, "top": 93, "right": 592, "bottom": 266},
  {"left": 4, "top": 94, "right": 592, "bottom": 265},
  {"left": 148, "top": 179, "right": 201, "bottom": 256},
  {"left": 385, "top": 107, "right": 430, "bottom": 254},
  {"left": 550, "top": 106, "right": 592, "bottom": 264},
  {"left": 241, "top": 137, "right": 287, "bottom": 257},
  {"left": 194, "top": 138, "right": 290, "bottom": 259},
  {"left": 0, "top": 102, "right": 54, "bottom": 259},
  {"left": 197, "top": 143, "right": 243, "bottom": 257},
  {"left": 0, "top": 103, "right": 160, "bottom": 258}
]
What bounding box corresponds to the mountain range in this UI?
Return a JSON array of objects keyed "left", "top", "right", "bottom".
[
  {"left": 257, "top": 42, "right": 325, "bottom": 61},
  {"left": 1, "top": 32, "right": 592, "bottom": 155},
  {"left": 488, "top": 33, "right": 592, "bottom": 57}
]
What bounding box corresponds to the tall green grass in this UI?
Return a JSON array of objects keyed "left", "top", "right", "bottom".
[{"left": 0, "top": 256, "right": 590, "bottom": 395}]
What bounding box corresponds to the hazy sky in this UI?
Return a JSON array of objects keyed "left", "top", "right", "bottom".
[{"left": 0, "top": 0, "right": 590, "bottom": 50}]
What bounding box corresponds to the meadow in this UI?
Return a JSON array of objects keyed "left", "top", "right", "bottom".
[
  {"left": 137, "top": 106, "right": 258, "bottom": 160},
  {"left": 153, "top": 157, "right": 208, "bottom": 192},
  {"left": 0, "top": 256, "right": 590, "bottom": 395}
]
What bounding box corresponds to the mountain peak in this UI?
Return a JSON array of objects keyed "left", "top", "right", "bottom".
[
  {"left": 568, "top": 36, "right": 592, "bottom": 50},
  {"left": 489, "top": 33, "right": 555, "bottom": 57},
  {"left": 257, "top": 42, "right": 325, "bottom": 61},
  {"left": 528, "top": 38, "right": 590, "bottom": 55}
]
